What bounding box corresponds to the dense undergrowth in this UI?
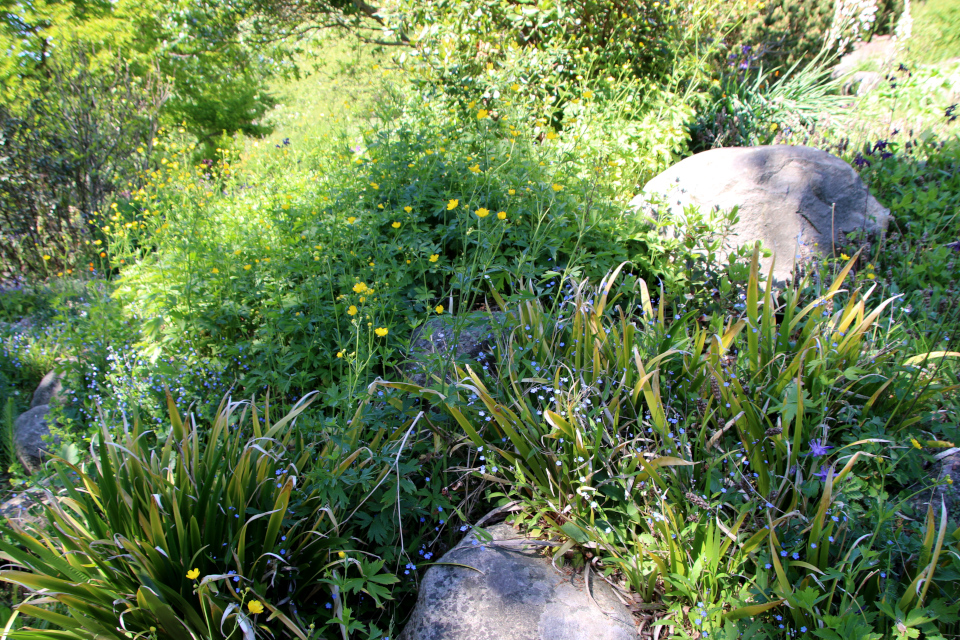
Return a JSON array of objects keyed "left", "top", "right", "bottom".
[{"left": 1, "top": 0, "right": 960, "bottom": 638}]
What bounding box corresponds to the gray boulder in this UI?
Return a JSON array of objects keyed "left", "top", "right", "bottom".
[
  {"left": 400, "top": 524, "right": 635, "bottom": 640},
  {"left": 629, "top": 145, "right": 891, "bottom": 283},
  {"left": 405, "top": 313, "right": 503, "bottom": 386},
  {"left": 30, "top": 369, "right": 67, "bottom": 409},
  {"left": 907, "top": 450, "right": 960, "bottom": 526},
  {"left": 842, "top": 71, "right": 883, "bottom": 96},
  {"left": 14, "top": 405, "right": 61, "bottom": 474}
]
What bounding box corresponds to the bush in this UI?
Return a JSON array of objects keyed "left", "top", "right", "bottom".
[
  {"left": 0, "top": 392, "right": 441, "bottom": 638},
  {"left": 402, "top": 249, "right": 960, "bottom": 637}
]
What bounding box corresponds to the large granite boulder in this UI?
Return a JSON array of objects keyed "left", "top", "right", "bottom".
[
  {"left": 14, "top": 405, "right": 60, "bottom": 474},
  {"left": 30, "top": 369, "right": 67, "bottom": 408},
  {"left": 629, "top": 145, "right": 891, "bottom": 283},
  {"left": 400, "top": 523, "right": 635, "bottom": 640},
  {"left": 404, "top": 313, "right": 504, "bottom": 386}
]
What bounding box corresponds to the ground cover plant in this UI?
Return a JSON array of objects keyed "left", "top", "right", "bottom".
[{"left": 0, "top": 0, "right": 959, "bottom": 638}]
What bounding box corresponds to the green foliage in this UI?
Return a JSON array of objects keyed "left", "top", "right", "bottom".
[
  {"left": 405, "top": 249, "right": 960, "bottom": 636},
  {"left": 0, "top": 392, "right": 425, "bottom": 638},
  {"left": 689, "top": 49, "right": 845, "bottom": 150},
  {"left": 908, "top": 0, "right": 960, "bottom": 64}
]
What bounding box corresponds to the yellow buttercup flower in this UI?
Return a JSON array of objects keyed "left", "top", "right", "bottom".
[
  {"left": 247, "top": 601, "right": 264, "bottom": 615},
  {"left": 347, "top": 217, "right": 357, "bottom": 224},
  {"left": 375, "top": 327, "right": 388, "bottom": 337},
  {"left": 840, "top": 253, "right": 850, "bottom": 260},
  {"left": 511, "top": 83, "right": 520, "bottom": 91},
  {"left": 392, "top": 222, "right": 401, "bottom": 228},
  {"left": 497, "top": 211, "right": 507, "bottom": 220},
  {"left": 42, "top": 255, "right": 50, "bottom": 261},
  {"left": 337, "top": 350, "right": 344, "bottom": 358},
  {"left": 338, "top": 551, "right": 346, "bottom": 559},
  {"left": 468, "top": 164, "right": 481, "bottom": 174},
  {"left": 552, "top": 183, "right": 564, "bottom": 192},
  {"left": 508, "top": 189, "right": 516, "bottom": 195},
  {"left": 348, "top": 305, "right": 358, "bottom": 316},
  {"left": 435, "top": 305, "right": 444, "bottom": 314},
  {"left": 546, "top": 131, "right": 557, "bottom": 140},
  {"left": 370, "top": 182, "right": 379, "bottom": 189},
  {"left": 447, "top": 199, "right": 459, "bottom": 210},
  {"left": 243, "top": 264, "right": 252, "bottom": 270},
  {"left": 911, "top": 438, "right": 922, "bottom": 449},
  {"left": 429, "top": 254, "right": 439, "bottom": 262},
  {"left": 186, "top": 568, "right": 200, "bottom": 580},
  {"left": 475, "top": 208, "right": 490, "bottom": 218},
  {"left": 353, "top": 282, "right": 369, "bottom": 294},
  {"left": 477, "top": 109, "right": 489, "bottom": 119},
  {"left": 583, "top": 90, "right": 594, "bottom": 99},
  {"left": 404, "top": 206, "right": 412, "bottom": 213},
  {"left": 211, "top": 268, "right": 219, "bottom": 274}
]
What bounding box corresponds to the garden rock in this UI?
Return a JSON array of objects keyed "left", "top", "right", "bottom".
[
  {"left": 30, "top": 369, "right": 67, "bottom": 408},
  {"left": 842, "top": 71, "right": 883, "bottom": 96},
  {"left": 399, "top": 523, "right": 635, "bottom": 640},
  {"left": 13, "top": 405, "right": 61, "bottom": 474},
  {"left": 831, "top": 35, "right": 896, "bottom": 78},
  {"left": 404, "top": 313, "right": 504, "bottom": 386},
  {"left": 629, "top": 145, "right": 891, "bottom": 284},
  {"left": 907, "top": 450, "right": 960, "bottom": 526}
]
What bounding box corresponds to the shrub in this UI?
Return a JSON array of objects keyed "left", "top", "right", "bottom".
[
  {"left": 0, "top": 393, "right": 410, "bottom": 638},
  {"left": 400, "top": 249, "right": 960, "bottom": 636}
]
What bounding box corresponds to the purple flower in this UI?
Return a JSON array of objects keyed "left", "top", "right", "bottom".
[
  {"left": 809, "top": 440, "right": 833, "bottom": 458},
  {"left": 813, "top": 465, "right": 831, "bottom": 481}
]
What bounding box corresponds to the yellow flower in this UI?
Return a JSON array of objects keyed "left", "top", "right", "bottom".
[
  {"left": 337, "top": 350, "right": 344, "bottom": 358},
  {"left": 348, "top": 305, "right": 358, "bottom": 316},
  {"left": 477, "top": 109, "right": 489, "bottom": 119},
  {"left": 552, "top": 183, "right": 564, "bottom": 192},
  {"left": 211, "top": 268, "right": 219, "bottom": 274},
  {"left": 429, "top": 254, "right": 439, "bottom": 262},
  {"left": 338, "top": 551, "right": 346, "bottom": 559},
  {"left": 497, "top": 211, "right": 507, "bottom": 220},
  {"left": 468, "top": 164, "right": 481, "bottom": 174},
  {"left": 447, "top": 199, "right": 459, "bottom": 210},
  {"left": 375, "top": 327, "right": 388, "bottom": 337},
  {"left": 840, "top": 253, "right": 850, "bottom": 260},
  {"left": 867, "top": 273, "right": 875, "bottom": 280},
  {"left": 370, "top": 182, "right": 379, "bottom": 189},
  {"left": 475, "top": 208, "right": 490, "bottom": 218},
  {"left": 583, "top": 90, "right": 594, "bottom": 99},
  {"left": 546, "top": 131, "right": 557, "bottom": 140},
  {"left": 42, "top": 255, "right": 50, "bottom": 261},
  {"left": 435, "top": 305, "right": 444, "bottom": 314},
  {"left": 511, "top": 83, "right": 520, "bottom": 91},
  {"left": 508, "top": 189, "right": 516, "bottom": 195},
  {"left": 353, "top": 282, "right": 368, "bottom": 294},
  {"left": 392, "top": 222, "right": 401, "bottom": 229},
  {"left": 247, "top": 601, "right": 264, "bottom": 615},
  {"left": 234, "top": 249, "right": 242, "bottom": 255},
  {"left": 186, "top": 568, "right": 200, "bottom": 580},
  {"left": 347, "top": 217, "right": 357, "bottom": 224},
  {"left": 468, "top": 100, "right": 476, "bottom": 109},
  {"left": 243, "top": 264, "right": 252, "bottom": 270},
  {"left": 404, "top": 206, "right": 412, "bottom": 213},
  {"left": 911, "top": 438, "right": 922, "bottom": 449}
]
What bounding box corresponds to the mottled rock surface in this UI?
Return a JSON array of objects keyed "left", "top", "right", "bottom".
[
  {"left": 400, "top": 524, "right": 635, "bottom": 640},
  {"left": 14, "top": 405, "right": 60, "bottom": 474},
  {"left": 30, "top": 369, "right": 67, "bottom": 409},
  {"left": 404, "top": 313, "right": 504, "bottom": 386},
  {"left": 907, "top": 450, "right": 960, "bottom": 526},
  {"left": 629, "top": 145, "right": 890, "bottom": 283}
]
